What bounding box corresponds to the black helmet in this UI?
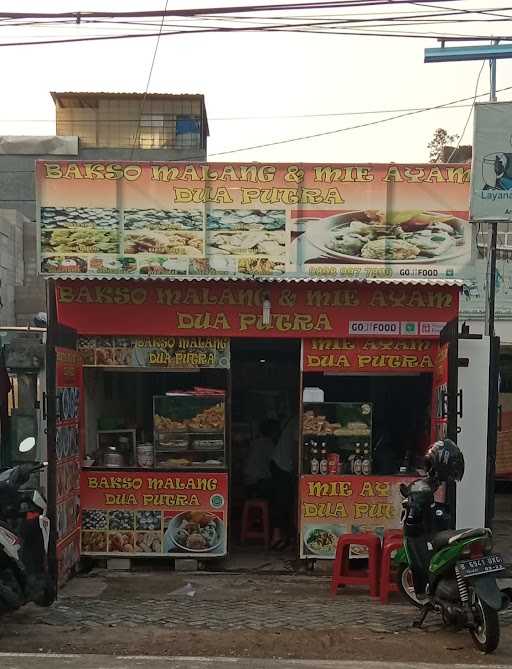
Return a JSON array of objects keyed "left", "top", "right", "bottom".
[{"left": 424, "top": 439, "right": 464, "bottom": 482}]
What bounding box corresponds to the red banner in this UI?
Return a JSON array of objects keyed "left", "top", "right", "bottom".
[
  {"left": 299, "top": 474, "right": 414, "bottom": 559},
  {"left": 56, "top": 280, "right": 459, "bottom": 339},
  {"left": 303, "top": 338, "right": 437, "bottom": 373},
  {"left": 430, "top": 344, "right": 449, "bottom": 443},
  {"left": 80, "top": 470, "right": 228, "bottom": 558},
  {"left": 55, "top": 347, "right": 82, "bottom": 585}
]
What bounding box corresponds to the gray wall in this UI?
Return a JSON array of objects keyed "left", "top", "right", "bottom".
[
  {"left": 0, "top": 143, "right": 207, "bottom": 325},
  {"left": 0, "top": 210, "right": 24, "bottom": 325}
]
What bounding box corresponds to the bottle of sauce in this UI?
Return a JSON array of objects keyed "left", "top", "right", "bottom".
[
  {"left": 310, "top": 441, "right": 320, "bottom": 475},
  {"left": 361, "top": 443, "right": 371, "bottom": 475},
  {"left": 352, "top": 443, "right": 362, "bottom": 475},
  {"left": 319, "top": 442, "right": 328, "bottom": 476},
  {"left": 328, "top": 452, "right": 340, "bottom": 475}
]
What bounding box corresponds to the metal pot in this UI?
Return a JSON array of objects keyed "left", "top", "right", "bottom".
[{"left": 104, "top": 451, "right": 124, "bottom": 467}]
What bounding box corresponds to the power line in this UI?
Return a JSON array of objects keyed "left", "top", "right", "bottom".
[
  {"left": 130, "top": 0, "right": 169, "bottom": 159},
  {"left": 0, "top": 103, "right": 478, "bottom": 124},
  {"left": 447, "top": 59, "right": 486, "bottom": 161},
  {"left": 208, "top": 83, "right": 512, "bottom": 156},
  {"left": 0, "top": 1, "right": 462, "bottom": 21}
]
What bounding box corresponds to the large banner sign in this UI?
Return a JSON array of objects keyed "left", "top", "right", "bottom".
[
  {"left": 37, "top": 161, "right": 470, "bottom": 280},
  {"left": 55, "top": 280, "right": 459, "bottom": 338},
  {"left": 471, "top": 102, "right": 512, "bottom": 221}
]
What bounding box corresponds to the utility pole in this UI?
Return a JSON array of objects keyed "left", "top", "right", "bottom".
[{"left": 485, "top": 42, "right": 499, "bottom": 337}]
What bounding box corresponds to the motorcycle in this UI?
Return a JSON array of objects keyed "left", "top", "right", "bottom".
[
  {"left": 394, "top": 477, "right": 509, "bottom": 654},
  {"left": 0, "top": 437, "right": 55, "bottom": 614}
]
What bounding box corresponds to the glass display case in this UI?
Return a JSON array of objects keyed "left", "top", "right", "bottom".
[
  {"left": 301, "top": 402, "right": 372, "bottom": 475},
  {"left": 153, "top": 392, "right": 226, "bottom": 469}
]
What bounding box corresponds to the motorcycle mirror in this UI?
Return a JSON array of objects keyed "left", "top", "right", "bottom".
[{"left": 19, "top": 437, "right": 36, "bottom": 453}]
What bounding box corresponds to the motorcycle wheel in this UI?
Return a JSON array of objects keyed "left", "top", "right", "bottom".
[
  {"left": 470, "top": 595, "right": 500, "bottom": 654},
  {"left": 397, "top": 564, "right": 429, "bottom": 608},
  {"left": 33, "top": 576, "right": 56, "bottom": 607},
  {"left": 0, "top": 569, "right": 23, "bottom": 613}
]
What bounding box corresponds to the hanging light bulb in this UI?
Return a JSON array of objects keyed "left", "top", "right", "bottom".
[{"left": 262, "top": 293, "right": 271, "bottom": 326}]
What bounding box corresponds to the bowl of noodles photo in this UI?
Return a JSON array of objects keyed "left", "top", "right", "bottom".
[
  {"left": 164, "top": 511, "right": 223, "bottom": 553},
  {"left": 303, "top": 209, "right": 467, "bottom": 264},
  {"left": 303, "top": 525, "right": 342, "bottom": 557}
]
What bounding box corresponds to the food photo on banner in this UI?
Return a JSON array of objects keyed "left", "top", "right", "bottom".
[{"left": 36, "top": 161, "right": 471, "bottom": 280}]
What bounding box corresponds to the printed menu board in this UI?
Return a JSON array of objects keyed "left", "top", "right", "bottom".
[
  {"left": 37, "top": 161, "right": 471, "bottom": 280},
  {"left": 55, "top": 348, "right": 82, "bottom": 585},
  {"left": 80, "top": 471, "right": 228, "bottom": 558},
  {"left": 299, "top": 475, "right": 414, "bottom": 559}
]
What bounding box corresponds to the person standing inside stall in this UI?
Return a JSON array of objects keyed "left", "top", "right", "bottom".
[
  {"left": 244, "top": 419, "right": 280, "bottom": 499},
  {"left": 269, "top": 414, "right": 299, "bottom": 550}
]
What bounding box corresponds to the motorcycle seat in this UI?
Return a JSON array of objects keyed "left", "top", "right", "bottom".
[{"left": 431, "top": 528, "right": 490, "bottom": 551}]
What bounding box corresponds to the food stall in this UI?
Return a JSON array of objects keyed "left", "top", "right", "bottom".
[
  {"left": 46, "top": 277, "right": 460, "bottom": 575},
  {"left": 37, "top": 159, "right": 477, "bottom": 583}
]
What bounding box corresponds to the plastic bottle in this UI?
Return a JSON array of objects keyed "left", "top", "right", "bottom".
[
  {"left": 361, "top": 443, "right": 371, "bottom": 475},
  {"left": 319, "top": 442, "right": 328, "bottom": 475},
  {"left": 310, "top": 441, "right": 320, "bottom": 475},
  {"left": 352, "top": 443, "right": 362, "bottom": 475}
]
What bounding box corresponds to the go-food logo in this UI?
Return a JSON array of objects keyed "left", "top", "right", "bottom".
[{"left": 210, "top": 494, "right": 225, "bottom": 509}]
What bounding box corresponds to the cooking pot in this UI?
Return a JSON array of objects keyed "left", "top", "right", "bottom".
[{"left": 104, "top": 451, "right": 125, "bottom": 467}]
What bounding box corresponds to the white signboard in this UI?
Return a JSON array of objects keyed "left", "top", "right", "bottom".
[{"left": 471, "top": 101, "right": 512, "bottom": 221}]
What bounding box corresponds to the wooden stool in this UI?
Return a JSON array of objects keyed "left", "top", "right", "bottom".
[
  {"left": 379, "top": 536, "right": 403, "bottom": 604},
  {"left": 330, "top": 532, "right": 381, "bottom": 598},
  {"left": 240, "top": 499, "right": 270, "bottom": 549}
]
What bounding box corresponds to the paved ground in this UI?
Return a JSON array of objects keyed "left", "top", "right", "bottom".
[
  {"left": 1, "top": 570, "right": 512, "bottom": 664},
  {"left": 1, "top": 656, "right": 512, "bottom": 669},
  {"left": 4, "top": 571, "right": 512, "bottom": 633}
]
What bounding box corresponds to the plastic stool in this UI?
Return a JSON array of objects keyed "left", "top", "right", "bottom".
[
  {"left": 330, "top": 532, "right": 381, "bottom": 598},
  {"left": 240, "top": 499, "right": 270, "bottom": 549},
  {"left": 379, "top": 536, "right": 403, "bottom": 604},
  {"left": 382, "top": 529, "right": 403, "bottom": 547}
]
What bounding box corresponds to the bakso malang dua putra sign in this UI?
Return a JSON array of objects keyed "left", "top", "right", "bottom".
[{"left": 36, "top": 161, "right": 471, "bottom": 280}]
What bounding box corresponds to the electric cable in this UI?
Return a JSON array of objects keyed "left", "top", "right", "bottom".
[
  {"left": 447, "top": 59, "right": 486, "bottom": 162},
  {"left": 130, "top": 0, "right": 169, "bottom": 159}
]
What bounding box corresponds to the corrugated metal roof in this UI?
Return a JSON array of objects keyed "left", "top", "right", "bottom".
[
  {"left": 51, "top": 91, "right": 205, "bottom": 100},
  {"left": 45, "top": 274, "right": 464, "bottom": 287}
]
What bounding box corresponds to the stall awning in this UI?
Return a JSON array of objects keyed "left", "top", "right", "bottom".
[{"left": 46, "top": 275, "right": 463, "bottom": 287}]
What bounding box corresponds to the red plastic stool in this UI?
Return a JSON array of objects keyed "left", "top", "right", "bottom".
[
  {"left": 240, "top": 499, "right": 270, "bottom": 549},
  {"left": 330, "top": 532, "right": 381, "bottom": 598},
  {"left": 379, "top": 536, "right": 403, "bottom": 604},
  {"left": 382, "top": 528, "right": 403, "bottom": 547}
]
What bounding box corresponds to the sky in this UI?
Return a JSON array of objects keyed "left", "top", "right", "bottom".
[{"left": 2, "top": 0, "right": 512, "bottom": 163}]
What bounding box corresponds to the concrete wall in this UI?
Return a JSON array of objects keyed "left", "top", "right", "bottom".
[{"left": 0, "top": 210, "right": 24, "bottom": 325}]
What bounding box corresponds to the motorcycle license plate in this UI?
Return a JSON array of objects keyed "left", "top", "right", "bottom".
[{"left": 457, "top": 554, "right": 505, "bottom": 578}]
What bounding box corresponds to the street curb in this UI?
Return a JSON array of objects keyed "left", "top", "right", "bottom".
[{"left": 0, "top": 655, "right": 512, "bottom": 669}]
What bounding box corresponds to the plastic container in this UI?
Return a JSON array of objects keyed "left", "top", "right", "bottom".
[{"left": 137, "top": 443, "right": 154, "bottom": 468}]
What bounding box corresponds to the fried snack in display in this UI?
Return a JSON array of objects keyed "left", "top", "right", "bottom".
[
  {"left": 154, "top": 415, "right": 188, "bottom": 432},
  {"left": 188, "top": 403, "right": 225, "bottom": 432}
]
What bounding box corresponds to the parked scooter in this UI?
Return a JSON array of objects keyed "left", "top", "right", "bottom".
[
  {"left": 0, "top": 437, "right": 55, "bottom": 614},
  {"left": 394, "top": 439, "right": 509, "bottom": 654}
]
